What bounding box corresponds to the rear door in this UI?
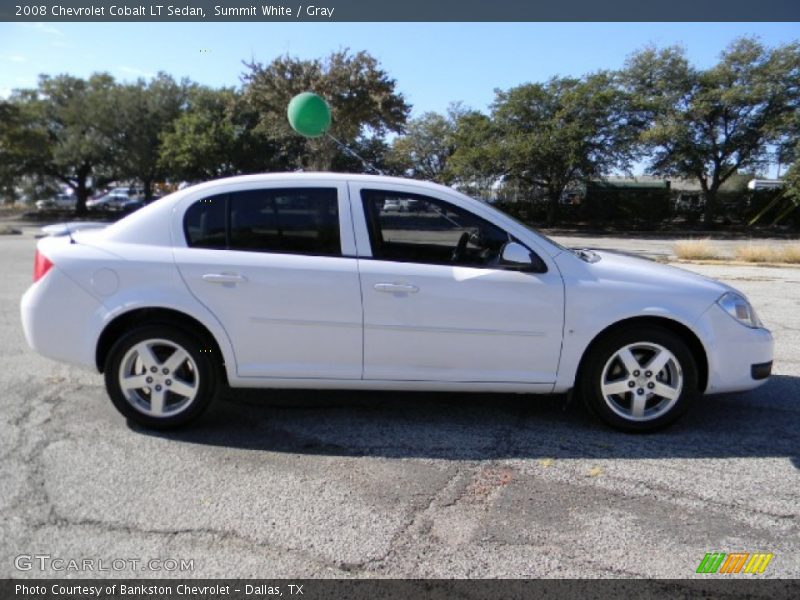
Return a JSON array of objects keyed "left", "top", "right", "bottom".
[{"left": 173, "top": 182, "right": 363, "bottom": 379}]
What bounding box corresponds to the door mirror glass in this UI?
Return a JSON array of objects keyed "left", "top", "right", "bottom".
[
  {"left": 500, "top": 242, "right": 548, "bottom": 273},
  {"left": 501, "top": 242, "right": 533, "bottom": 265}
]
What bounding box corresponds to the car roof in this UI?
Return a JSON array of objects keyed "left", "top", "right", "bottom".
[{"left": 182, "top": 172, "right": 458, "bottom": 196}]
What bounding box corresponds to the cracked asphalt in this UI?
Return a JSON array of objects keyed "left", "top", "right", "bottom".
[{"left": 0, "top": 229, "right": 798, "bottom": 579}]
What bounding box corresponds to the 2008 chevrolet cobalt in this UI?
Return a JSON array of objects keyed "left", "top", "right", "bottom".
[{"left": 21, "top": 173, "right": 773, "bottom": 431}]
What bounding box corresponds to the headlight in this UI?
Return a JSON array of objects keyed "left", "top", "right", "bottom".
[{"left": 717, "top": 292, "right": 763, "bottom": 328}]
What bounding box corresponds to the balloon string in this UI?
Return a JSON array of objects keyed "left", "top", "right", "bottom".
[{"left": 326, "top": 133, "right": 384, "bottom": 175}]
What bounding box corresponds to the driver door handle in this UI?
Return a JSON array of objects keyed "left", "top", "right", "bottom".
[
  {"left": 374, "top": 282, "right": 419, "bottom": 294},
  {"left": 202, "top": 273, "right": 247, "bottom": 284}
]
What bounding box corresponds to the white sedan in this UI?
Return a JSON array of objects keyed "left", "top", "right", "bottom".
[{"left": 20, "top": 173, "right": 774, "bottom": 431}]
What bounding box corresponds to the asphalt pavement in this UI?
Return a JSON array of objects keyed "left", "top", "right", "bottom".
[{"left": 0, "top": 229, "right": 797, "bottom": 578}]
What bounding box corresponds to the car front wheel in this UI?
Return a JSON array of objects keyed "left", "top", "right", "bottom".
[
  {"left": 579, "top": 326, "right": 699, "bottom": 432},
  {"left": 104, "top": 325, "right": 218, "bottom": 429}
]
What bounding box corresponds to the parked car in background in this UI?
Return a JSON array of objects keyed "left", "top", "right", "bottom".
[
  {"left": 382, "top": 198, "right": 403, "bottom": 212},
  {"left": 35, "top": 193, "right": 76, "bottom": 211},
  {"left": 87, "top": 186, "right": 145, "bottom": 211},
  {"left": 21, "top": 173, "right": 773, "bottom": 432}
]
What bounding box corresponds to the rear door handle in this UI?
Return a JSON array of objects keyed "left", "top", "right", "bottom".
[
  {"left": 202, "top": 273, "right": 247, "bottom": 284},
  {"left": 374, "top": 282, "right": 419, "bottom": 294}
]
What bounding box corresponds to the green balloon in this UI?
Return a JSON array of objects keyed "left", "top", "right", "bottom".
[{"left": 287, "top": 92, "right": 331, "bottom": 138}]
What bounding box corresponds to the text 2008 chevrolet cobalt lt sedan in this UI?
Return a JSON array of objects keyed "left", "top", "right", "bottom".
[{"left": 21, "top": 174, "right": 773, "bottom": 431}]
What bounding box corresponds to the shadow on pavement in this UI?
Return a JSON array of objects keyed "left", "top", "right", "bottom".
[{"left": 137, "top": 375, "right": 800, "bottom": 468}]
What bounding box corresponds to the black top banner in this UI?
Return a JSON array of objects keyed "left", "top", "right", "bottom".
[{"left": 1, "top": 0, "right": 799, "bottom": 22}]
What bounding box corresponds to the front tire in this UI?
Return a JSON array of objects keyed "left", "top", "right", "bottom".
[
  {"left": 104, "top": 325, "right": 218, "bottom": 429},
  {"left": 579, "top": 326, "right": 699, "bottom": 432}
]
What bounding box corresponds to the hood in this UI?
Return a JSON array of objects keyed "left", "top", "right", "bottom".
[
  {"left": 566, "top": 248, "right": 735, "bottom": 306},
  {"left": 592, "top": 249, "right": 731, "bottom": 291}
]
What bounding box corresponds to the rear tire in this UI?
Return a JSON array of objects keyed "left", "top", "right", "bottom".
[
  {"left": 578, "top": 326, "right": 699, "bottom": 432},
  {"left": 104, "top": 325, "right": 218, "bottom": 429}
]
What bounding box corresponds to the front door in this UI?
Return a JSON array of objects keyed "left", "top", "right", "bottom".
[{"left": 352, "top": 184, "right": 564, "bottom": 383}]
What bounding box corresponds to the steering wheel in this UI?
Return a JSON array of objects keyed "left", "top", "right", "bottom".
[{"left": 451, "top": 231, "right": 470, "bottom": 264}]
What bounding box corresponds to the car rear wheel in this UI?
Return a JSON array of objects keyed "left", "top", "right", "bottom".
[
  {"left": 104, "top": 325, "right": 218, "bottom": 429},
  {"left": 579, "top": 326, "right": 699, "bottom": 432}
]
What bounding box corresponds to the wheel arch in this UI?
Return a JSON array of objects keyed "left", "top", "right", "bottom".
[
  {"left": 577, "top": 316, "right": 709, "bottom": 392},
  {"left": 95, "top": 307, "right": 229, "bottom": 384}
]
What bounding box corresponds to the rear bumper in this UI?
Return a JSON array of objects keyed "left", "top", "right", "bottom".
[
  {"left": 695, "top": 303, "right": 774, "bottom": 394},
  {"left": 21, "top": 268, "right": 105, "bottom": 371}
]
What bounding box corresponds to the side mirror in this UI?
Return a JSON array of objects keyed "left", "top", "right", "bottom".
[{"left": 500, "top": 242, "right": 547, "bottom": 273}]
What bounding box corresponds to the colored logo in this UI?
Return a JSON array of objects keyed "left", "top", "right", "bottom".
[{"left": 696, "top": 552, "right": 773, "bottom": 574}]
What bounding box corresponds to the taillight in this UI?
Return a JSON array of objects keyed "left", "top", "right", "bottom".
[{"left": 33, "top": 250, "right": 53, "bottom": 282}]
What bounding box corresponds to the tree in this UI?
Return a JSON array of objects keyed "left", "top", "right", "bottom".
[
  {"left": 388, "top": 105, "right": 465, "bottom": 183},
  {"left": 0, "top": 101, "right": 45, "bottom": 203},
  {"left": 330, "top": 134, "right": 392, "bottom": 174},
  {"left": 241, "top": 49, "right": 410, "bottom": 170},
  {"left": 623, "top": 38, "right": 800, "bottom": 225},
  {"left": 159, "top": 85, "right": 290, "bottom": 182},
  {"left": 114, "top": 73, "right": 186, "bottom": 199},
  {"left": 2, "top": 74, "right": 121, "bottom": 214},
  {"left": 450, "top": 73, "right": 634, "bottom": 225}
]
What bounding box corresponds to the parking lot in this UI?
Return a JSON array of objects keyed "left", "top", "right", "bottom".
[{"left": 0, "top": 228, "right": 798, "bottom": 579}]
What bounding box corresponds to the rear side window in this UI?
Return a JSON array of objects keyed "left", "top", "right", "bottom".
[
  {"left": 229, "top": 188, "right": 340, "bottom": 256},
  {"left": 184, "top": 193, "right": 227, "bottom": 248},
  {"left": 183, "top": 188, "right": 340, "bottom": 256}
]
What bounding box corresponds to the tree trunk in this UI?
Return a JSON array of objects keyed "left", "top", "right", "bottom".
[
  {"left": 702, "top": 186, "right": 719, "bottom": 227},
  {"left": 74, "top": 177, "right": 89, "bottom": 216},
  {"left": 546, "top": 189, "right": 560, "bottom": 227},
  {"left": 71, "top": 163, "right": 93, "bottom": 216},
  {"left": 143, "top": 179, "right": 153, "bottom": 201}
]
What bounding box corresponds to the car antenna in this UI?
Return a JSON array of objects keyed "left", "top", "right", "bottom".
[
  {"left": 65, "top": 222, "right": 76, "bottom": 244},
  {"left": 326, "top": 133, "right": 385, "bottom": 176}
]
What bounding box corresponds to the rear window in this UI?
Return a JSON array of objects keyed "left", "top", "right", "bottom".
[
  {"left": 184, "top": 193, "right": 227, "bottom": 249},
  {"left": 229, "top": 188, "right": 340, "bottom": 256},
  {"left": 183, "top": 188, "right": 340, "bottom": 256}
]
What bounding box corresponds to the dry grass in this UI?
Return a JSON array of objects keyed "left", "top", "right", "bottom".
[
  {"left": 675, "top": 239, "right": 800, "bottom": 264},
  {"left": 673, "top": 239, "right": 721, "bottom": 260},
  {"left": 734, "top": 243, "right": 800, "bottom": 264},
  {"left": 735, "top": 245, "right": 779, "bottom": 263},
  {"left": 779, "top": 244, "right": 800, "bottom": 264}
]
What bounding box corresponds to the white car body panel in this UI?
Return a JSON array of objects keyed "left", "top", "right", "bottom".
[
  {"left": 175, "top": 248, "right": 363, "bottom": 379},
  {"left": 20, "top": 173, "right": 773, "bottom": 400},
  {"left": 347, "top": 179, "right": 564, "bottom": 383},
  {"left": 170, "top": 179, "right": 363, "bottom": 379}
]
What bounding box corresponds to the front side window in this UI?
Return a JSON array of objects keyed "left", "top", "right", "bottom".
[
  {"left": 362, "top": 189, "right": 509, "bottom": 267},
  {"left": 183, "top": 187, "right": 340, "bottom": 256}
]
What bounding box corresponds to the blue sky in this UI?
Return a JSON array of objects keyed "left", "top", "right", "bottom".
[{"left": 1, "top": 22, "right": 798, "bottom": 117}]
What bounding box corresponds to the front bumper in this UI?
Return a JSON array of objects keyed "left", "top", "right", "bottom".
[{"left": 695, "top": 302, "right": 774, "bottom": 394}]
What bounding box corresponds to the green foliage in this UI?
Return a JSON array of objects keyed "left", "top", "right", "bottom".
[
  {"left": 583, "top": 182, "right": 671, "bottom": 225},
  {"left": 623, "top": 38, "right": 800, "bottom": 225},
  {"left": 241, "top": 49, "right": 410, "bottom": 170},
  {"left": 387, "top": 105, "right": 465, "bottom": 184},
  {"left": 113, "top": 73, "right": 186, "bottom": 198},
  {"left": 159, "top": 84, "right": 295, "bottom": 182},
  {"left": 3, "top": 73, "right": 122, "bottom": 213},
  {"left": 448, "top": 73, "right": 635, "bottom": 224}
]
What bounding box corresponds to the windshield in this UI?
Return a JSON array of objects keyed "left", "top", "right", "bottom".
[{"left": 482, "top": 199, "right": 571, "bottom": 253}]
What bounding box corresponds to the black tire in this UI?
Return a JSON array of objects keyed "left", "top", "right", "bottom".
[
  {"left": 578, "top": 325, "right": 699, "bottom": 432},
  {"left": 104, "top": 324, "right": 219, "bottom": 429}
]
